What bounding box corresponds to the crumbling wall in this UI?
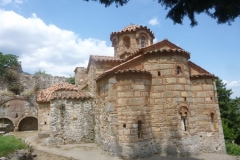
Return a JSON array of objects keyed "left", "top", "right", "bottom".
[{"left": 44, "top": 98, "right": 94, "bottom": 145}]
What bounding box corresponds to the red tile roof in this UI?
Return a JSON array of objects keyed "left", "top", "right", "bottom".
[
  {"left": 96, "top": 69, "right": 151, "bottom": 81},
  {"left": 37, "top": 83, "right": 92, "bottom": 102},
  {"left": 188, "top": 61, "right": 210, "bottom": 74},
  {"left": 110, "top": 24, "right": 154, "bottom": 40}
]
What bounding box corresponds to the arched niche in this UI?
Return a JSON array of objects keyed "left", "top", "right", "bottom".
[
  {"left": 0, "top": 118, "right": 14, "bottom": 132},
  {"left": 18, "top": 116, "right": 38, "bottom": 131}
]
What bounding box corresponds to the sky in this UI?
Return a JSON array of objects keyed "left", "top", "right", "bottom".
[{"left": 0, "top": 0, "right": 239, "bottom": 98}]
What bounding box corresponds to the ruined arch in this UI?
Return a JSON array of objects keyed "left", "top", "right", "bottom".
[
  {"left": 0, "top": 117, "right": 14, "bottom": 132},
  {"left": 18, "top": 116, "right": 38, "bottom": 131},
  {"left": 0, "top": 97, "right": 38, "bottom": 109}
]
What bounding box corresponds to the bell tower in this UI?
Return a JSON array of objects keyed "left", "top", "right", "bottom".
[{"left": 110, "top": 24, "right": 155, "bottom": 58}]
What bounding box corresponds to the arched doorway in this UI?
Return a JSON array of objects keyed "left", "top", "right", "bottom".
[
  {"left": 0, "top": 118, "right": 14, "bottom": 132},
  {"left": 18, "top": 117, "right": 38, "bottom": 131}
]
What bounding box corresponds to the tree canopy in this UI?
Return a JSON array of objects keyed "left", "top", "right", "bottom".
[
  {"left": 216, "top": 77, "right": 240, "bottom": 141},
  {"left": 85, "top": 0, "right": 240, "bottom": 26},
  {"left": 0, "top": 52, "right": 20, "bottom": 77}
]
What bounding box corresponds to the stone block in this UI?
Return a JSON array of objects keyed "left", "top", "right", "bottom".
[
  {"left": 162, "top": 91, "right": 172, "bottom": 97},
  {"left": 165, "top": 78, "right": 176, "bottom": 84},
  {"left": 117, "top": 98, "right": 128, "bottom": 106},
  {"left": 154, "top": 99, "right": 166, "bottom": 104},
  {"left": 174, "top": 85, "right": 183, "bottom": 90},
  {"left": 179, "top": 78, "right": 186, "bottom": 83},
  {"left": 161, "top": 69, "right": 172, "bottom": 76},
  {"left": 134, "top": 91, "right": 141, "bottom": 97},
  {"left": 117, "top": 85, "right": 129, "bottom": 91},
  {"left": 196, "top": 92, "right": 206, "bottom": 97},
  {"left": 197, "top": 115, "right": 208, "bottom": 121},
  {"left": 166, "top": 85, "right": 173, "bottom": 90},
  {"left": 152, "top": 78, "right": 162, "bottom": 85},
  {"left": 129, "top": 98, "right": 144, "bottom": 105},
  {"left": 153, "top": 105, "right": 164, "bottom": 110},
  {"left": 131, "top": 84, "right": 145, "bottom": 90},
  {"left": 118, "top": 91, "right": 132, "bottom": 97},
  {"left": 154, "top": 86, "right": 165, "bottom": 91},
  {"left": 192, "top": 86, "right": 202, "bottom": 91}
]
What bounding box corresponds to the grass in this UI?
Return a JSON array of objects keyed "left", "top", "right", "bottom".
[
  {"left": 0, "top": 135, "right": 27, "bottom": 157},
  {"left": 226, "top": 141, "right": 240, "bottom": 156}
]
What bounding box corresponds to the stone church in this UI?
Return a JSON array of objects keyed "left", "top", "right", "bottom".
[{"left": 37, "top": 24, "right": 226, "bottom": 158}]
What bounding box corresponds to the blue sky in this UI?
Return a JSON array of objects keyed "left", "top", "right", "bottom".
[{"left": 0, "top": 0, "right": 239, "bottom": 98}]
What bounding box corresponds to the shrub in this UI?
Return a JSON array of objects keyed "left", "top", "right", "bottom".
[
  {"left": 0, "top": 136, "right": 27, "bottom": 157},
  {"left": 226, "top": 141, "right": 240, "bottom": 156}
]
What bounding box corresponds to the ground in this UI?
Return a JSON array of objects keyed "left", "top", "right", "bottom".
[{"left": 6, "top": 131, "right": 240, "bottom": 160}]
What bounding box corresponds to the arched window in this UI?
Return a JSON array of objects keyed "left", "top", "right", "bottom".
[
  {"left": 177, "top": 66, "right": 181, "bottom": 75},
  {"left": 123, "top": 36, "right": 130, "bottom": 48},
  {"left": 138, "top": 120, "right": 142, "bottom": 138},
  {"left": 140, "top": 36, "right": 145, "bottom": 48},
  {"left": 181, "top": 115, "right": 187, "bottom": 131}
]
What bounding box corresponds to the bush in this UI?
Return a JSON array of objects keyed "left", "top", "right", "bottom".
[
  {"left": 0, "top": 135, "right": 27, "bottom": 157},
  {"left": 226, "top": 141, "right": 240, "bottom": 156}
]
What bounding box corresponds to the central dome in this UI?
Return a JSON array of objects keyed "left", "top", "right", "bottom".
[{"left": 121, "top": 24, "right": 141, "bottom": 32}]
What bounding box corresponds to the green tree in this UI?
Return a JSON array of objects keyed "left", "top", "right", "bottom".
[
  {"left": 0, "top": 52, "right": 20, "bottom": 77},
  {"left": 68, "top": 76, "right": 75, "bottom": 85},
  {"left": 84, "top": 0, "right": 240, "bottom": 26},
  {"left": 216, "top": 77, "right": 240, "bottom": 137}
]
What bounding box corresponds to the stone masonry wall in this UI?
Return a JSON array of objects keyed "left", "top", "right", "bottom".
[
  {"left": 191, "top": 78, "right": 226, "bottom": 153},
  {"left": 38, "top": 103, "right": 50, "bottom": 138},
  {"left": 44, "top": 98, "right": 94, "bottom": 145},
  {"left": 143, "top": 54, "right": 199, "bottom": 156},
  {"left": 0, "top": 96, "right": 37, "bottom": 131}
]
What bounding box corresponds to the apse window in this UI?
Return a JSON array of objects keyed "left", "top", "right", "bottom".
[
  {"left": 181, "top": 115, "right": 187, "bottom": 131},
  {"left": 138, "top": 120, "right": 142, "bottom": 138},
  {"left": 177, "top": 66, "right": 181, "bottom": 75},
  {"left": 140, "top": 36, "right": 145, "bottom": 48},
  {"left": 210, "top": 113, "right": 215, "bottom": 130}
]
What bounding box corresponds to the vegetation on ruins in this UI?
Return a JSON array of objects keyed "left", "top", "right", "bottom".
[
  {"left": 216, "top": 77, "right": 240, "bottom": 155},
  {"left": 34, "top": 70, "right": 52, "bottom": 77},
  {"left": 84, "top": 0, "right": 240, "bottom": 27},
  {"left": 0, "top": 52, "right": 23, "bottom": 95},
  {"left": 68, "top": 76, "right": 75, "bottom": 84},
  {"left": 0, "top": 136, "right": 27, "bottom": 157}
]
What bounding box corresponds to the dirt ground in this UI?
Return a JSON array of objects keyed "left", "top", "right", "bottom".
[{"left": 6, "top": 131, "right": 240, "bottom": 160}]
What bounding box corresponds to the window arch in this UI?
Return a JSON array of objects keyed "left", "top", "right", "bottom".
[
  {"left": 140, "top": 36, "right": 146, "bottom": 48},
  {"left": 177, "top": 66, "right": 181, "bottom": 75},
  {"left": 179, "top": 106, "right": 189, "bottom": 131},
  {"left": 210, "top": 112, "right": 215, "bottom": 130}
]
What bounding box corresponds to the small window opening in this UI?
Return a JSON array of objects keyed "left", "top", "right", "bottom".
[
  {"left": 181, "top": 115, "right": 187, "bottom": 131},
  {"left": 210, "top": 97, "right": 213, "bottom": 101},
  {"left": 44, "top": 122, "right": 47, "bottom": 125},
  {"left": 123, "top": 124, "right": 126, "bottom": 128},
  {"left": 158, "top": 71, "right": 161, "bottom": 76},
  {"left": 138, "top": 120, "right": 142, "bottom": 138},
  {"left": 140, "top": 36, "right": 145, "bottom": 48},
  {"left": 123, "top": 36, "right": 130, "bottom": 48},
  {"left": 15, "top": 113, "right": 18, "bottom": 118},
  {"left": 177, "top": 66, "right": 181, "bottom": 75},
  {"left": 210, "top": 113, "right": 214, "bottom": 130},
  {"left": 184, "top": 97, "right": 187, "bottom": 102}
]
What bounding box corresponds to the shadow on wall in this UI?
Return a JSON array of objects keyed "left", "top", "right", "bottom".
[
  {"left": 18, "top": 117, "right": 38, "bottom": 131},
  {"left": 0, "top": 118, "right": 14, "bottom": 132}
]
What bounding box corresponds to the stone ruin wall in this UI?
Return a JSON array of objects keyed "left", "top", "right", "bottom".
[
  {"left": 0, "top": 97, "right": 38, "bottom": 131},
  {"left": 191, "top": 78, "right": 226, "bottom": 153},
  {"left": 44, "top": 99, "right": 94, "bottom": 145}
]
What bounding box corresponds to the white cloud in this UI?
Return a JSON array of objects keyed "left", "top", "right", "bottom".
[
  {"left": 223, "top": 80, "right": 240, "bottom": 98},
  {"left": 148, "top": 17, "right": 160, "bottom": 26},
  {"left": 0, "top": 10, "right": 113, "bottom": 77},
  {"left": 0, "top": 0, "right": 23, "bottom": 5}
]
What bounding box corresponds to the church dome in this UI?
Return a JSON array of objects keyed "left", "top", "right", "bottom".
[{"left": 110, "top": 24, "right": 154, "bottom": 41}]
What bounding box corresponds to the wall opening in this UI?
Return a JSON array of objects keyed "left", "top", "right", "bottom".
[
  {"left": 138, "top": 120, "right": 142, "bottom": 138},
  {"left": 18, "top": 117, "right": 38, "bottom": 131},
  {"left": 0, "top": 118, "right": 14, "bottom": 132},
  {"left": 158, "top": 71, "right": 161, "bottom": 76},
  {"left": 123, "top": 36, "right": 130, "bottom": 48},
  {"left": 177, "top": 66, "right": 181, "bottom": 75},
  {"left": 210, "top": 113, "right": 215, "bottom": 130},
  {"left": 140, "top": 36, "right": 145, "bottom": 48},
  {"left": 181, "top": 115, "right": 187, "bottom": 131}
]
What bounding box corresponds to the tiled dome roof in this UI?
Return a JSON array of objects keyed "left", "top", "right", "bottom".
[
  {"left": 37, "top": 83, "right": 92, "bottom": 102},
  {"left": 110, "top": 24, "right": 154, "bottom": 40}
]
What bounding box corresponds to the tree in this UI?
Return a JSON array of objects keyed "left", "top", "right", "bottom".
[
  {"left": 84, "top": 0, "right": 240, "bottom": 27},
  {"left": 0, "top": 52, "right": 20, "bottom": 77},
  {"left": 216, "top": 77, "right": 240, "bottom": 137},
  {"left": 34, "top": 70, "right": 52, "bottom": 77}
]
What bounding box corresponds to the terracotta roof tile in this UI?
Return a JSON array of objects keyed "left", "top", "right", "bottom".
[
  {"left": 96, "top": 69, "right": 151, "bottom": 82},
  {"left": 91, "top": 55, "right": 124, "bottom": 62},
  {"left": 37, "top": 83, "right": 92, "bottom": 102},
  {"left": 110, "top": 24, "right": 155, "bottom": 40},
  {"left": 190, "top": 73, "right": 216, "bottom": 79},
  {"left": 188, "top": 61, "right": 210, "bottom": 74}
]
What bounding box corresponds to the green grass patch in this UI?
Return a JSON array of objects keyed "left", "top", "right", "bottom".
[
  {"left": 0, "top": 135, "right": 27, "bottom": 157},
  {"left": 226, "top": 141, "right": 240, "bottom": 156}
]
